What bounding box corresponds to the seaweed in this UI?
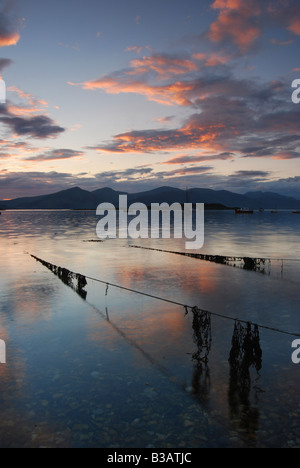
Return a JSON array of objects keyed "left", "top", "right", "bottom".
[
  {"left": 130, "top": 246, "right": 270, "bottom": 273},
  {"left": 31, "top": 255, "right": 87, "bottom": 300},
  {"left": 191, "top": 306, "right": 212, "bottom": 365},
  {"left": 188, "top": 307, "right": 212, "bottom": 404}
]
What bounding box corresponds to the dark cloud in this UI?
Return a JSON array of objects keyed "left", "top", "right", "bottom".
[
  {"left": 25, "top": 149, "right": 84, "bottom": 161},
  {"left": 165, "top": 152, "right": 234, "bottom": 164},
  {"left": 231, "top": 170, "right": 270, "bottom": 179},
  {"left": 0, "top": 57, "right": 13, "bottom": 72},
  {"left": 0, "top": 113, "right": 65, "bottom": 138}
]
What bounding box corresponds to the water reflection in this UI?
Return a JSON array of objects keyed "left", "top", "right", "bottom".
[
  {"left": 0, "top": 211, "right": 299, "bottom": 447},
  {"left": 189, "top": 308, "right": 212, "bottom": 405},
  {"left": 228, "top": 322, "right": 262, "bottom": 439},
  {"left": 186, "top": 306, "right": 264, "bottom": 440},
  {"left": 31, "top": 255, "right": 88, "bottom": 300}
]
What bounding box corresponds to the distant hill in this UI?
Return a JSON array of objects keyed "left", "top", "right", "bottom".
[{"left": 1, "top": 186, "right": 299, "bottom": 210}]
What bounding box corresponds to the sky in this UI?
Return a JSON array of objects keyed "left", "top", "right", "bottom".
[{"left": 0, "top": 0, "right": 300, "bottom": 200}]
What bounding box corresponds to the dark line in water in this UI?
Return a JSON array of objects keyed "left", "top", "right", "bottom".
[
  {"left": 130, "top": 245, "right": 271, "bottom": 273},
  {"left": 30, "top": 254, "right": 300, "bottom": 338}
]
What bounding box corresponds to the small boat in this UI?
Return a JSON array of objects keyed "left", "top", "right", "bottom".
[
  {"left": 271, "top": 210, "right": 280, "bottom": 214},
  {"left": 292, "top": 211, "right": 300, "bottom": 214},
  {"left": 235, "top": 208, "right": 254, "bottom": 214}
]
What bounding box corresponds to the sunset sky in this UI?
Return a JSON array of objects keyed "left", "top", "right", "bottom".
[{"left": 0, "top": 0, "right": 300, "bottom": 199}]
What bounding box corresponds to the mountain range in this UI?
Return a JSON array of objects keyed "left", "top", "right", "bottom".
[{"left": 1, "top": 186, "right": 300, "bottom": 210}]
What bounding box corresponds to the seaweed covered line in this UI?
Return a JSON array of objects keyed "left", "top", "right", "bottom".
[
  {"left": 191, "top": 307, "right": 212, "bottom": 366},
  {"left": 29, "top": 254, "right": 300, "bottom": 339},
  {"left": 31, "top": 255, "right": 87, "bottom": 299},
  {"left": 130, "top": 245, "right": 271, "bottom": 273}
]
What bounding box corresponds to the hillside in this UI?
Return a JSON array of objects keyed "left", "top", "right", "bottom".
[{"left": 1, "top": 186, "right": 299, "bottom": 210}]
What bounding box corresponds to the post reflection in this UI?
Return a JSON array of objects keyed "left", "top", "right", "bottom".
[
  {"left": 228, "top": 321, "right": 262, "bottom": 439},
  {"left": 188, "top": 310, "right": 263, "bottom": 442},
  {"left": 188, "top": 307, "right": 212, "bottom": 404}
]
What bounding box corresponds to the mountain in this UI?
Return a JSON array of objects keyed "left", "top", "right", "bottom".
[
  {"left": 0, "top": 187, "right": 98, "bottom": 210},
  {"left": 1, "top": 186, "right": 299, "bottom": 210},
  {"left": 245, "top": 191, "right": 300, "bottom": 209},
  {"left": 92, "top": 187, "right": 125, "bottom": 205}
]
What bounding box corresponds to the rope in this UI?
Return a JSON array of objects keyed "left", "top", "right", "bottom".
[
  {"left": 30, "top": 254, "right": 300, "bottom": 339},
  {"left": 130, "top": 245, "right": 300, "bottom": 264}
]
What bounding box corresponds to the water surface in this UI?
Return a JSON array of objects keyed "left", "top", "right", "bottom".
[{"left": 0, "top": 210, "right": 299, "bottom": 448}]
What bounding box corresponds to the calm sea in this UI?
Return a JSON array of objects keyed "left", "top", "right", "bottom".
[{"left": 0, "top": 209, "right": 299, "bottom": 448}]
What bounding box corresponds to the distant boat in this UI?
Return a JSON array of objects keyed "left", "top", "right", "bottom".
[
  {"left": 271, "top": 210, "right": 280, "bottom": 214},
  {"left": 292, "top": 211, "right": 300, "bottom": 214},
  {"left": 235, "top": 208, "right": 254, "bottom": 214}
]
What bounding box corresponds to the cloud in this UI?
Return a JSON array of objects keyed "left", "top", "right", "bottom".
[
  {"left": 0, "top": 170, "right": 82, "bottom": 198},
  {"left": 241, "top": 135, "right": 300, "bottom": 160},
  {"left": 0, "top": 138, "right": 48, "bottom": 160},
  {"left": 288, "top": 18, "right": 300, "bottom": 35},
  {"left": 267, "top": 0, "right": 300, "bottom": 36},
  {"left": 6, "top": 85, "right": 50, "bottom": 117},
  {"left": 192, "top": 52, "right": 231, "bottom": 67},
  {"left": 70, "top": 76, "right": 199, "bottom": 106},
  {"left": 125, "top": 45, "right": 144, "bottom": 54},
  {"left": 206, "top": 0, "right": 300, "bottom": 52},
  {"left": 154, "top": 115, "right": 175, "bottom": 124},
  {"left": 208, "top": 0, "right": 262, "bottom": 52},
  {"left": 95, "top": 166, "right": 154, "bottom": 182},
  {"left": 0, "top": 85, "right": 65, "bottom": 139},
  {"left": 69, "top": 52, "right": 205, "bottom": 107},
  {"left": 165, "top": 152, "right": 234, "bottom": 164},
  {"left": 231, "top": 170, "right": 270, "bottom": 179},
  {"left": 128, "top": 53, "right": 198, "bottom": 79},
  {"left": 25, "top": 149, "right": 85, "bottom": 162},
  {"left": 87, "top": 71, "right": 300, "bottom": 158},
  {"left": 0, "top": 57, "right": 13, "bottom": 73},
  {"left": 0, "top": 0, "right": 21, "bottom": 47},
  {"left": 0, "top": 112, "right": 65, "bottom": 138},
  {"left": 71, "top": 61, "right": 287, "bottom": 112},
  {"left": 90, "top": 118, "right": 223, "bottom": 154}
]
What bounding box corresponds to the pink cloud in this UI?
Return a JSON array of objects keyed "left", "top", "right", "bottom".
[
  {"left": 193, "top": 52, "right": 231, "bottom": 67},
  {"left": 125, "top": 45, "right": 144, "bottom": 54},
  {"left": 0, "top": 32, "right": 20, "bottom": 47},
  {"left": 288, "top": 18, "right": 300, "bottom": 35},
  {"left": 128, "top": 54, "right": 198, "bottom": 79},
  {"left": 7, "top": 86, "right": 49, "bottom": 117},
  {"left": 208, "top": 0, "right": 262, "bottom": 52},
  {"left": 90, "top": 118, "right": 224, "bottom": 154},
  {"left": 69, "top": 77, "right": 198, "bottom": 106}
]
